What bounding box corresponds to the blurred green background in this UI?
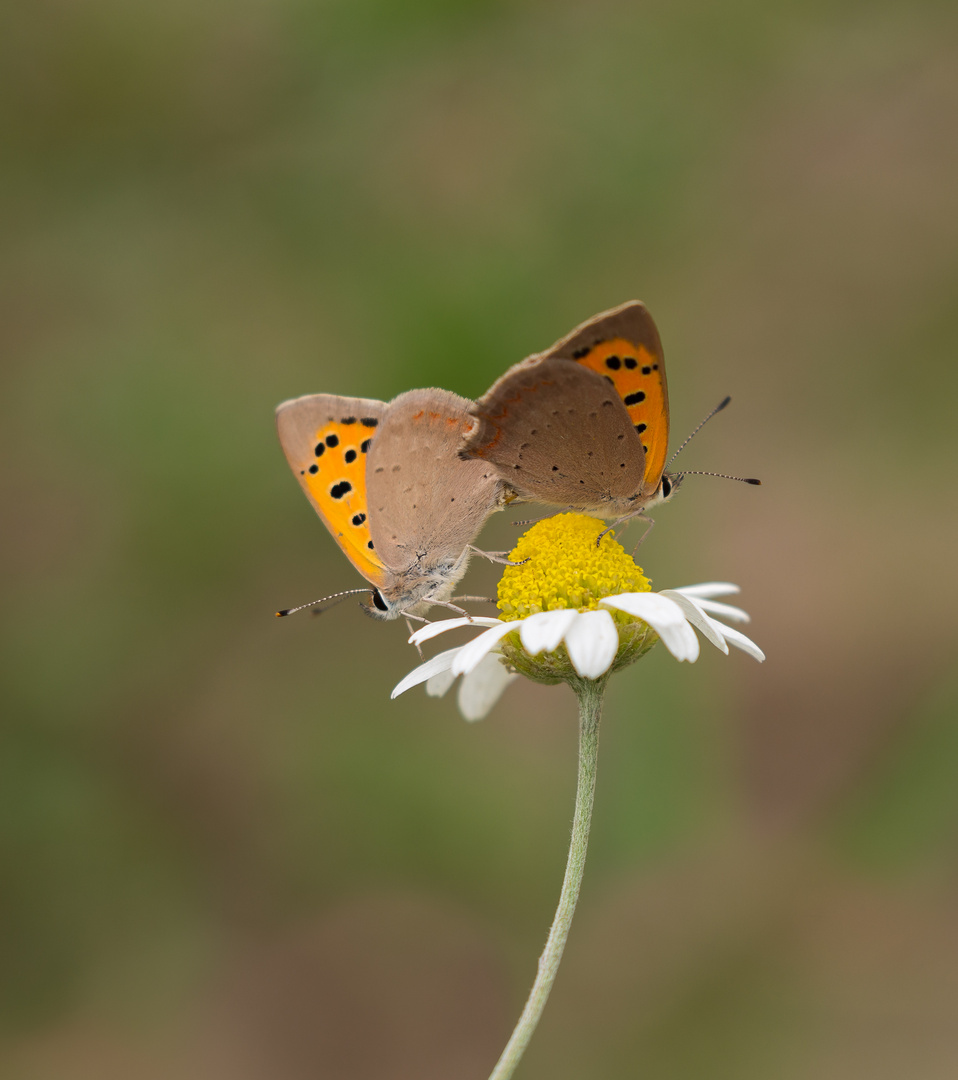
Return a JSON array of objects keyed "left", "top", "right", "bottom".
[{"left": 3, "top": 0, "right": 958, "bottom": 1077}]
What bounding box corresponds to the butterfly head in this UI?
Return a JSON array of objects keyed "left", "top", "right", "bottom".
[
  {"left": 658, "top": 471, "right": 683, "bottom": 502},
  {"left": 359, "top": 556, "right": 467, "bottom": 620},
  {"left": 360, "top": 587, "right": 397, "bottom": 620},
  {"left": 637, "top": 469, "right": 683, "bottom": 511}
]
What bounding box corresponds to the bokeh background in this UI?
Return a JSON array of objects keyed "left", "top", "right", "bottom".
[{"left": 3, "top": 1, "right": 958, "bottom": 1077}]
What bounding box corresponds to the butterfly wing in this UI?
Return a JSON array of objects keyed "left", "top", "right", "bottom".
[
  {"left": 536, "top": 301, "right": 669, "bottom": 496},
  {"left": 366, "top": 389, "right": 502, "bottom": 583},
  {"left": 275, "top": 394, "right": 388, "bottom": 588},
  {"left": 463, "top": 302, "right": 670, "bottom": 511},
  {"left": 462, "top": 359, "right": 644, "bottom": 511}
]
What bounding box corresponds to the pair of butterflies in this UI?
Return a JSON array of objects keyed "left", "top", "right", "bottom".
[{"left": 276, "top": 301, "right": 743, "bottom": 621}]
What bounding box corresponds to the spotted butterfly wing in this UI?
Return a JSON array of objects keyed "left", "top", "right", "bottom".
[
  {"left": 544, "top": 301, "right": 669, "bottom": 497},
  {"left": 364, "top": 388, "right": 503, "bottom": 611},
  {"left": 461, "top": 302, "right": 672, "bottom": 516},
  {"left": 276, "top": 394, "right": 387, "bottom": 587},
  {"left": 277, "top": 389, "right": 504, "bottom": 619}
]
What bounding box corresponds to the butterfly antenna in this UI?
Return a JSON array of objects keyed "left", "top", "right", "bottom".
[
  {"left": 275, "top": 588, "right": 370, "bottom": 618},
  {"left": 671, "top": 470, "right": 761, "bottom": 485},
  {"left": 666, "top": 396, "right": 732, "bottom": 469}
]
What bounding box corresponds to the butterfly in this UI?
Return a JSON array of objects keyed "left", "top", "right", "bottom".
[
  {"left": 460, "top": 301, "right": 755, "bottom": 526},
  {"left": 276, "top": 388, "right": 505, "bottom": 619}
]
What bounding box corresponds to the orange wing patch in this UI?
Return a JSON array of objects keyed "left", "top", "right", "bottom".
[
  {"left": 299, "top": 418, "right": 385, "bottom": 584},
  {"left": 573, "top": 336, "right": 670, "bottom": 490}
]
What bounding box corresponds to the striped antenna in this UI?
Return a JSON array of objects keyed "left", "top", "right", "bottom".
[
  {"left": 275, "top": 587, "right": 370, "bottom": 618},
  {"left": 671, "top": 470, "right": 761, "bottom": 485},
  {"left": 666, "top": 396, "right": 731, "bottom": 469}
]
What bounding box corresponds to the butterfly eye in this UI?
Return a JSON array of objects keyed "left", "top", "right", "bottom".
[
  {"left": 371, "top": 590, "right": 389, "bottom": 612},
  {"left": 660, "top": 476, "right": 672, "bottom": 499}
]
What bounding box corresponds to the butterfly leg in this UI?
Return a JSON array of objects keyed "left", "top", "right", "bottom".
[
  {"left": 451, "top": 595, "right": 496, "bottom": 605},
  {"left": 468, "top": 545, "right": 528, "bottom": 567},
  {"left": 595, "top": 510, "right": 654, "bottom": 547},
  {"left": 631, "top": 515, "right": 655, "bottom": 554},
  {"left": 510, "top": 506, "right": 574, "bottom": 527},
  {"left": 429, "top": 599, "right": 474, "bottom": 618},
  {"left": 405, "top": 617, "right": 425, "bottom": 658}
]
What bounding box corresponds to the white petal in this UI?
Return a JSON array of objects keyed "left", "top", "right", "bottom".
[
  {"left": 457, "top": 654, "right": 518, "bottom": 721},
  {"left": 519, "top": 609, "right": 579, "bottom": 655},
  {"left": 451, "top": 621, "right": 517, "bottom": 676},
  {"left": 426, "top": 668, "right": 457, "bottom": 698},
  {"left": 713, "top": 622, "right": 766, "bottom": 662},
  {"left": 673, "top": 582, "right": 741, "bottom": 600},
  {"left": 601, "top": 593, "right": 700, "bottom": 662},
  {"left": 660, "top": 592, "right": 729, "bottom": 654},
  {"left": 391, "top": 647, "right": 462, "bottom": 699},
  {"left": 685, "top": 597, "right": 750, "bottom": 624},
  {"left": 408, "top": 616, "right": 501, "bottom": 647},
  {"left": 564, "top": 609, "right": 619, "bottom": 679}
]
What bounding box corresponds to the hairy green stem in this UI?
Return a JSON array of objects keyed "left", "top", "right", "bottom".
[{"left": 487, "top": 678, "right": 605, "bottom": 1080}]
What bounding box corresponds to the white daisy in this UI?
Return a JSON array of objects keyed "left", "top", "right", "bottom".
[
  {"left": 392, "top": 580, "right": 763, "bottom": 720},
  {"left": 386, "top": 512, "right": 765, "bottom": 1080}
]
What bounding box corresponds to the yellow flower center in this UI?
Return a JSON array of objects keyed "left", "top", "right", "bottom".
[{"left": 497, "top": 513, "right": 651, "bottom": 622}]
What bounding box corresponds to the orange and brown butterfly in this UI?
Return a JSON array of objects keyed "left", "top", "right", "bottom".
[
  {"left": 276, "top": 389, "right": 505, "bottom": 619},
  {"left": 460, "top": 301, "right": 685, "bottom": 523}
]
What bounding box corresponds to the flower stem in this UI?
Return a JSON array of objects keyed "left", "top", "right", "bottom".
[{"left": 488, "top": 678, "right": 605, "bottom": 1080}]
